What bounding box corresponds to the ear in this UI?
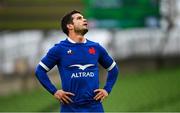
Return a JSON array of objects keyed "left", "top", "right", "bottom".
[{"left": 67, "top": 24, "right": 73, "bottom": 30}]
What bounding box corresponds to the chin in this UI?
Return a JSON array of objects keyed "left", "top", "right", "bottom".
[
  {"left": 75, "top": 28, "right": 88, "bottom": 35},
  {"left": 82, "top": 29, "right": 88, "bottom": 35}
]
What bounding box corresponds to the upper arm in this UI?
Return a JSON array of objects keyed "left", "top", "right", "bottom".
[
  {"left": 39, "top": 46, "right": 60, "bottom": 71},
  {"left": 98, "top": 44, "right": 116, "bottom": 71}
]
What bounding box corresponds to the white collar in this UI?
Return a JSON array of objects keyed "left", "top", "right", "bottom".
[{"left": 67, "top": 37, "right": 87, "bottom": 44}]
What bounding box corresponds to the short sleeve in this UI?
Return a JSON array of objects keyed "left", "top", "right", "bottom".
[
  {"left": 39, "top": 46, "right": 60, "bottom": 71},
  {"left": 98, "top": 44, "right": 116, "bottom": 71}
]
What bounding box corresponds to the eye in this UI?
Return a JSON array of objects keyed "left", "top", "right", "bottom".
[{"left": 77, "top": 16, "right": 82, "bottom": 20}]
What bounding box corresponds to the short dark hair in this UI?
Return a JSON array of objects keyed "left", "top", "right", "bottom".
[{"left": 61, "top": 10, "right": 81, "bottom": 36}]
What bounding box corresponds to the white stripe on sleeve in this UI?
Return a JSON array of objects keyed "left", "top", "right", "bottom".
[
  {"left": 107, "top": 61, "right": 116, "bottom": 71},
  {"left": 39, "top": 61, "right": 50, "bottom": 71}
]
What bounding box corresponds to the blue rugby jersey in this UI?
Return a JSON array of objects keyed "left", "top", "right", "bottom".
[{"left": 36, "top": 38, "right": 118, "bottom": 105}]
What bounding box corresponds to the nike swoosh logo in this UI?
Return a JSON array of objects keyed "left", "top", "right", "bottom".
[{"left": 69, "top": 64, "right": 94, "bottom": 70}]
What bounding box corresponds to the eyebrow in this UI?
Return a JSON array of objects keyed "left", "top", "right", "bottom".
[
  {"left": 76, "top": 15, "right": 83, "bottom": 18},
  {"left": 72, "top": 14, "right": 84, "bottom": 20}
]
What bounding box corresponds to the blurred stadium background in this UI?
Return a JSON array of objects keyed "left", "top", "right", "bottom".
[{"left": 0, "top": 0, "right": 180, "bottom": 112}]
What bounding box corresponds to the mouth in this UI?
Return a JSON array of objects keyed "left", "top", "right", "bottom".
[{"left": 83, "top": 23, "right": 88, "bottom": 26}]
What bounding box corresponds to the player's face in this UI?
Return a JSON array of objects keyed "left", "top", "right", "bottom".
[{"left": 71, "top": 13, "right": 88, "bottom": 35}]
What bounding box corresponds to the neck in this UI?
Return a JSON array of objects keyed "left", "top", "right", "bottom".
[{"left": 68, "top": 32, "right": 85, "bottom": 43}]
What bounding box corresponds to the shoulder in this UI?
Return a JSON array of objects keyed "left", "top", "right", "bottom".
[
  {"left": 86, "top": 39, "right": 106, "bottom": 49},
  {"left": 50, "top": 43, "right": 61, "bottom": 51},
  {"left": 52, "top": 39, "right": 68, "bottom": 50},
  {"left": 86, "top": 39, "right": 100, "bottom": 47},
  {"left": 86, "top": 40, "right": 107, "bottom": 54},
  {"left": 47, "top": 41, "right": 65, "bottom": 55}
]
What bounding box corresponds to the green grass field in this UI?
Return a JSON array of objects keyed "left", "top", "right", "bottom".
[
  {"left": 0, "top": 67, "right": 180, "bottom": 112},
  {"left": 103, "top": 67, "right": 180, "bottom": 112}
]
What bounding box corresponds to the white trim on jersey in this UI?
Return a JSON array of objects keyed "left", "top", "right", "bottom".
[
  {"left": 107, "top": 61, "right": 116, "bottom": 71},
  {"left": 67, "top": 37, "right": 87, "bottom": 43},
  {"left": 39, "top": 61, "right": 50, "bottom": 71}
]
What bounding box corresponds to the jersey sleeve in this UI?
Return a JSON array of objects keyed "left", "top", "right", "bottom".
[
  {"left": 39, "top": 45, "right": 60, "bottom": 71},
  {"left": 98, "top": 44, "right": 119, "bottom": 94},
  {"left": 98, "top": 44, "right": 116, "bottom": 71}
]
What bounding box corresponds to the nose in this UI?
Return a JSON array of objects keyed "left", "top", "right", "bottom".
[{"left": 83, "top": 18, "right": 87, "bottom": 23}]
